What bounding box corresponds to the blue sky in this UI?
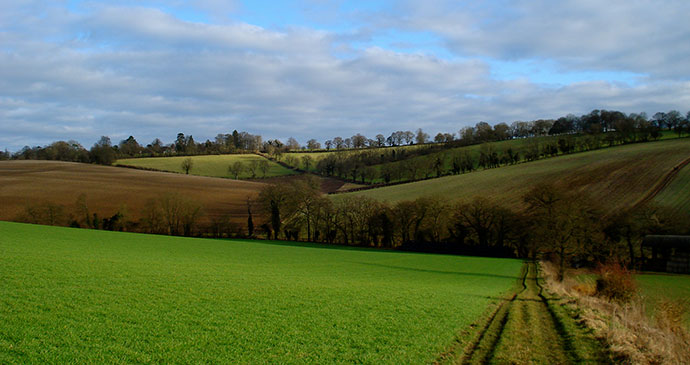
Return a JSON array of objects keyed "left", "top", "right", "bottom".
[{"left": 1, "top": 0, "right": 689, "bottom": 151}]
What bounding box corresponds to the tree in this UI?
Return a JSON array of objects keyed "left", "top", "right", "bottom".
[
  {"left": 90, "top": 136, "right": 116, "bottom": 165},
  {"left": 181, "top": 157, "right": 193, "bottom": 174},
  {"left": 259, "top": 159, "right": 270, "bottom": 178},
  {"left": 434, "top": 133, "right": 445, "bottom": 143},
  {"left": 375, "top": 134, "right": 386, "bottom": 147},
  {"left": 228, "top": 161, "right": 244, "bottom": 179},
  {"left": 301, "top": 155, "right": 313, "bottom": 171},
  {"left": 306, "top": 139, "right": 321, "bottom": 150},
  {"left": 415, "top": 128, "right": 429, "bottom": 144},
  {"left": 119, "top": 136, "right": 141, "bottom": 156},
  {"left": 332, "top": 137, "right": 344, "bottom": 149},
  {"left": 286, "top": 137, "right": 300, "bottom": 150},
  {"left": 455, "top": 198, "right": 497, "bottom": 248},
  {"left": 258, "top": 183, "right": 294, "bottom": 240},
  {"left": 247, "top": 159, "right": 259, "bottom": 178},
  {"left": 351, "top": 133, "right": 367, "bottom": 148},
  {"left": 247, "top": 198, "right": 255, "bottom": 237},
  {"left": 523, "top": 184, "right": 600, "bottom": 281},
  {"left": 403, "top": 131, "right": 414, "bottom": 145},
  {"left": 493, "top": 123, "right": 510, "bottom": 140}
]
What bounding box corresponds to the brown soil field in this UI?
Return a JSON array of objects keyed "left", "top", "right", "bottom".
[{"left": 0, "top": 160, "right": 267, "bottom": 225}]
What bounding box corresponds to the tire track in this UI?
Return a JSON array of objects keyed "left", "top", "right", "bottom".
[
  {"left": 455, "top": 263, "right": 528, "bottom": 365},
  {"left": 457, "top": 263, "right": 577, "bottom": 364},
  {"left": 633, "top": 155, "right": 690, "bottom": 209}
]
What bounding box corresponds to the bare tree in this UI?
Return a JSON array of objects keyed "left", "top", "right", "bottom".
[
  {"left": 181, "top": 157, "right": 193, "bottom": 174},
  {"left": 228, "top": 161, "right": 245, "bottom": 179},
  {"left": 247, "top": 159, "right": 259, "bottom": 178},
  {"left": 259, "top": 159, "right": 270, "bottom": 177}
]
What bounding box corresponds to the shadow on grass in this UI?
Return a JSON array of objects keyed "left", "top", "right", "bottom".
[
  {"left": 225, "top": 238, "right": 392, "bottom": 253},
  {"left": 350, "top": 261, "right": 522, "bottom": 280}
]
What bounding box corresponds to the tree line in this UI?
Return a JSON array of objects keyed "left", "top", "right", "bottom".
[
  {"left": 4, "top": 109, "right": 688, "bottom": 166},
  {"left": 257, "top": 177, "right": 688, "bottom": 280},
  {"left": 15, "top": 173, "right": 688, "bottom": 280}
]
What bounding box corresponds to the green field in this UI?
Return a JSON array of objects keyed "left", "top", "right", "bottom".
[
  {"left": 339, "top": 139, "right": 690, "bottom": 213},
  {"left": 653, "top": 162, "right": 690, "bottom": 216},
  {"left": 116, "top": 154, "right": 296, "bottom": 179},
  {"left": 0, "top": 221, "right": 522, "bottom": 363},
  {"left": 636, "top": 273, "right": 690, "bottom": 328}
]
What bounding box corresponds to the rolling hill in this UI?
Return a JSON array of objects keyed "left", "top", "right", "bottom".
[
  {"left": 337, "top": 139, "right": 690, "bottom": 215},
  {"left": 115, "top": 154, "right": 295, "bottom": 179},
  {"left": 0, "top": 160, "right": 266, "bottom": 226}
]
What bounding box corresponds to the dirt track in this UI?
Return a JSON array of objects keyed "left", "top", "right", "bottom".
[
  {"left": 633, "top": 155, "right": 690, "bottom": 209},
  {"left": 439, "top": 263, "right": 607, "bottom": 364}
]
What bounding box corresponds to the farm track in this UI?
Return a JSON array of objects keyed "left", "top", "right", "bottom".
[
  {"left": 633, "top": 155, "right": 690, "bottom": 209},
  {"left": 457, "top": 263, "right": 581, "bottom": 364}
]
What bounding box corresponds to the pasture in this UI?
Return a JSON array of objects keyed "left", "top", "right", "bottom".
[
  {"left": 339, "top": 139, "right": 690, "bottom": 214},
  {"left": 116, "top": 154, "right": 296, "bottom": 179},
  {"left": 0, "top": 161, "right": 265, "bottom": 225},
  {"left": 0, "top": 222, "right": 523, "bottom": 363}
]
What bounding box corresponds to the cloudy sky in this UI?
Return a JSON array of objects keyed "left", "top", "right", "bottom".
[{"left": 1, "top": 0, "right": 689, "bottom": 151}]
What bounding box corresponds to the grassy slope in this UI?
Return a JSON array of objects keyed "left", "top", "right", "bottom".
[
  {"left": 285, "top": 132, "right": 682, "bottom": 184},
  {"left": 116, "top": 154, "right": 296, "bottom": 179},
  {"left": 0, "top": 222, "right": 522, "bottom": 363},
  {"left": 636, "top": 273, "right": 690, "bottom": 328},
  {"left": 0, "top": 161, "right": 265, "bottom": 224},
  {"left": 339, "top": 139, "right": 690, "bottom": 213},
  {"left": 652, "top": 161, "right": 690, "bottom": 216}
]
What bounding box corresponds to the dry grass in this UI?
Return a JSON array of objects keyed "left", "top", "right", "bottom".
[
  {"left": 0, "top": 160, "right": 267, "bottom": 225},
  {"left": 541, "top": 262, "right": 690, "bottom": 364}
]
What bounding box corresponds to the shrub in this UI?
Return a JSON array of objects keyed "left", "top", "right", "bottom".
[{"left": 595, "top": 262, "right": 637, "bottom": 303}]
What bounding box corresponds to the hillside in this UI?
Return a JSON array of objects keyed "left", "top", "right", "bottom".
[
  {"left": 651, "top": 160, "right": 690, "bottom": 216},
  {"left": 0, "top": 160, "right": 265, "bottom": 225},
  {"left": 281, "top": 132, "right": 684, "bottom": 185},
  {"left": 0, "top": 221, "right": 522, "bottom": 363},
  {"left": 115, "top": 154, "right": 295, "bottom": 179},
  {"left": 338, "top": 139, "right": 690, "bottom": 214}
]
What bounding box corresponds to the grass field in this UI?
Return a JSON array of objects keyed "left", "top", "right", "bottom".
[
  {"left": 652, "top": 161, "right": 690, "bottom": 216},
  {"left": 0, "top": 222, "right": 523, "bottom": 363},
  {"left": 636, "top": 273, "right": 690, "bottom": 328},
  {"left": 116, "top": 154, "right": 296, "bottom": 179},
  {"left": 339, "top": 139, "right": 690, "bottom": 214},
  {"left": 0, "top": 161, "right": 265, "bottom": 225}
]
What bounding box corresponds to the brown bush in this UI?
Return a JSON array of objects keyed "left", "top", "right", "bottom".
[
  {"left": 595, "top": 262, "right": 637, "bottom": 303},
  {"left": 572, "top": 282, "right": 596, "bottom": 297}
]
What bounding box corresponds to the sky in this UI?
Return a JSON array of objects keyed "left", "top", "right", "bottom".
[{"left": 1, "top": 0, "right": 689, "bottom": 151}]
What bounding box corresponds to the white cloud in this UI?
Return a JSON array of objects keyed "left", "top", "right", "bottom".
[{"left": 0, "top": 2, "right": 688, "bottom": 151}]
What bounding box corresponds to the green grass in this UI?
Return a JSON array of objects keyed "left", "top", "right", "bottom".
[
  {"left": 652, "top": 161, "right": 690, "bottom": 216},
  {"left": 115, "top": 154, "right": 296, "bottom": 179},
  {"left": 338, "top": 139, "right": 690, "bottom": 214},
  {"left": 0, "top": 221, "right": 522, "bottom": 363},
  {"left": 636, "top": 273, "right": 690, "bottom": 328}
]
